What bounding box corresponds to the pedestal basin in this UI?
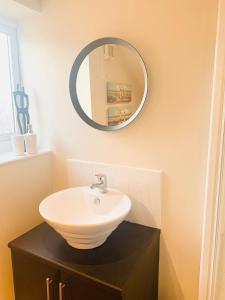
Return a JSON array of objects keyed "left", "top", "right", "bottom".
[{"left": 39, "top": 186, "right": 131, "bottom": 249}]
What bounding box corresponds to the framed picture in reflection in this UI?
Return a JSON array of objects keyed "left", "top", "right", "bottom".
[
  {"left": 107, "top": 106, "right": 132, "bottom": 126},
  {"left": 107, "top": 82, "right": 132, "bottom": 104}
]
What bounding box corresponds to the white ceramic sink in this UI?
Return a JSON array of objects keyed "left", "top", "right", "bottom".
[{"left": 39, "top": 186, "right": 131, "bottom": 249}]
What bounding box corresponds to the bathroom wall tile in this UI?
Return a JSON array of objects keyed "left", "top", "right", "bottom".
[
  {"left": 67, "top": 159, "right": 94, "bottom": 187},
  {"left": 93, "top": 163, "right": 129, "bottom": 195},
  {"left": 127, "top": 167, "right": 161, "bottom": 228},
  {"left": 67, "top": 159, "right": 162, "bottom": 228}
]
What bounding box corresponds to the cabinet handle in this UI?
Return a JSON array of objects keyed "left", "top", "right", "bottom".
[
  {"left": 46, "top": 277, "right": 53, "bottom": 300},
  {"left": 59, "top": 282, "right": 65, "bottom": 300}
]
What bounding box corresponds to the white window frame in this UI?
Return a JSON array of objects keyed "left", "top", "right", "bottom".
[{"left": 0, "top": 21, "right": 22, "bottom": 153}]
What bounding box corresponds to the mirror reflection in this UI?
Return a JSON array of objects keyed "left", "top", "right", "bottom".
[{"left": 75, "top": 43, "right": 146, "bottom": 127}]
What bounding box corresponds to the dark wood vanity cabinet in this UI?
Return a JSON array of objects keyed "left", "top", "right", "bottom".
[
  {"left": 9, "top": 222, "right": 160, "bottom": 300},
  {"left": 11, "top": 251, "right": 59, "bottom": 300}
]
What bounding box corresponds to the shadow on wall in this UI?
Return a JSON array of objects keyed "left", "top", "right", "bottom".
[
  {"left": 159, "top": 237, "right": 186, "bottom": 300},
  {"left": 158, "top": 173, "right": 186, "bottom": 300},
  {"left": 128, "top": 200, "right": 158, "bottom": 228},
  {"left": 51, "top": 139, "right": 71, "bottom": 191}
]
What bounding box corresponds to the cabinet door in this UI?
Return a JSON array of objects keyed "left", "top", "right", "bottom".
[
  {"left": 11, "top": 251, "right": 59, "bottom": 300},
  {"left": 60, "top": 271, "right": 121, "bottom": 300}
]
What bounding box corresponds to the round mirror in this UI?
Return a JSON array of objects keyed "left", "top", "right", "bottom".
[{"left": 69, "top": 37, "right": 148, "bottom": 131}]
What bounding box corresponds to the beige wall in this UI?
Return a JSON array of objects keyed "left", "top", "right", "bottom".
[
  {"left": 0, "top": 0, "right": 218, "bottom": 299},
  {"left": 0, "top": 153, "right": 53, "bottom": 300}
]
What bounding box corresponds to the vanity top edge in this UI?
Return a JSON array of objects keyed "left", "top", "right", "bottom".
[{"left": 9, "top": 221, "right": 160, "bottom": 289}]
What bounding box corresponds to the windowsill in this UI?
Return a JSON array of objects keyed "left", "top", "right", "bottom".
[{"left": 0, "top": 150, "right": 52, "bottom": 166}]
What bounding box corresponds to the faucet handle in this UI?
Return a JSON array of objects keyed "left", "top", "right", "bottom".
[{"left": 95, "top": 174, "right": 106, "bottom": 182}]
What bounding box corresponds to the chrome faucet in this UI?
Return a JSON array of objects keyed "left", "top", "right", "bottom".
[{"left": 90, "top": 174, "right": 107, "bottom": 193}]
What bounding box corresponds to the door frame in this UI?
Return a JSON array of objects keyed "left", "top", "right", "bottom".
[{"left": 198, "top": 0, "right": 225, "bottom": 298}]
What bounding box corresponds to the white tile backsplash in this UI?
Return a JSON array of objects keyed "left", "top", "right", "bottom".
[{"left": 67, "top": 159, "right": 162, "bottom": 228}]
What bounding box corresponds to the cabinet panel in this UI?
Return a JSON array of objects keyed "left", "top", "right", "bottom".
[
  {"left": 9, "top": 222, "right": 160, "bottom": 300},
  {"left": 12, "top": 251, "right": 59, "bottom": 300},
  {"left": 60, "top": 270, "right": 121, "bottom": 300}
]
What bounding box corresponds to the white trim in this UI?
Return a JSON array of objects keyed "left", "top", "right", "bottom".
[
  {"left": 0, "top": 150, "right": 52, "bottom": 166},
  {"left": 0, "top": 20, "right": 22, "bottom": 148},
  {"left": 0, "top": 15, "right": 19, "bottom": 28},
  {"left": 0, "top": 138, "right": 11, "bottom": 155},
  {"left": 199, "top": 0, "right": 225, "bottom": 298},
  {"left": 0, "top": 134, "right": 11, "bottom": 142},
  {"left": 0, "top": 134, "right": 11, "bottom": 154},
  {"left": 67, "top": 158, "right": 162, "bottom": 174},
  {"left": 0, "top": 21, "right": 22, "bottom": 90}
]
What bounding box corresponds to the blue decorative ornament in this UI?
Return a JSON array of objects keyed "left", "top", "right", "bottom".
[{"left": 13, "top": 85, "right": 30, "bottom": 134}]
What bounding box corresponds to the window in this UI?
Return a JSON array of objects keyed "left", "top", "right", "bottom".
[{"left": 0, "top": 22, "right": 21, "bottom": 153}]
